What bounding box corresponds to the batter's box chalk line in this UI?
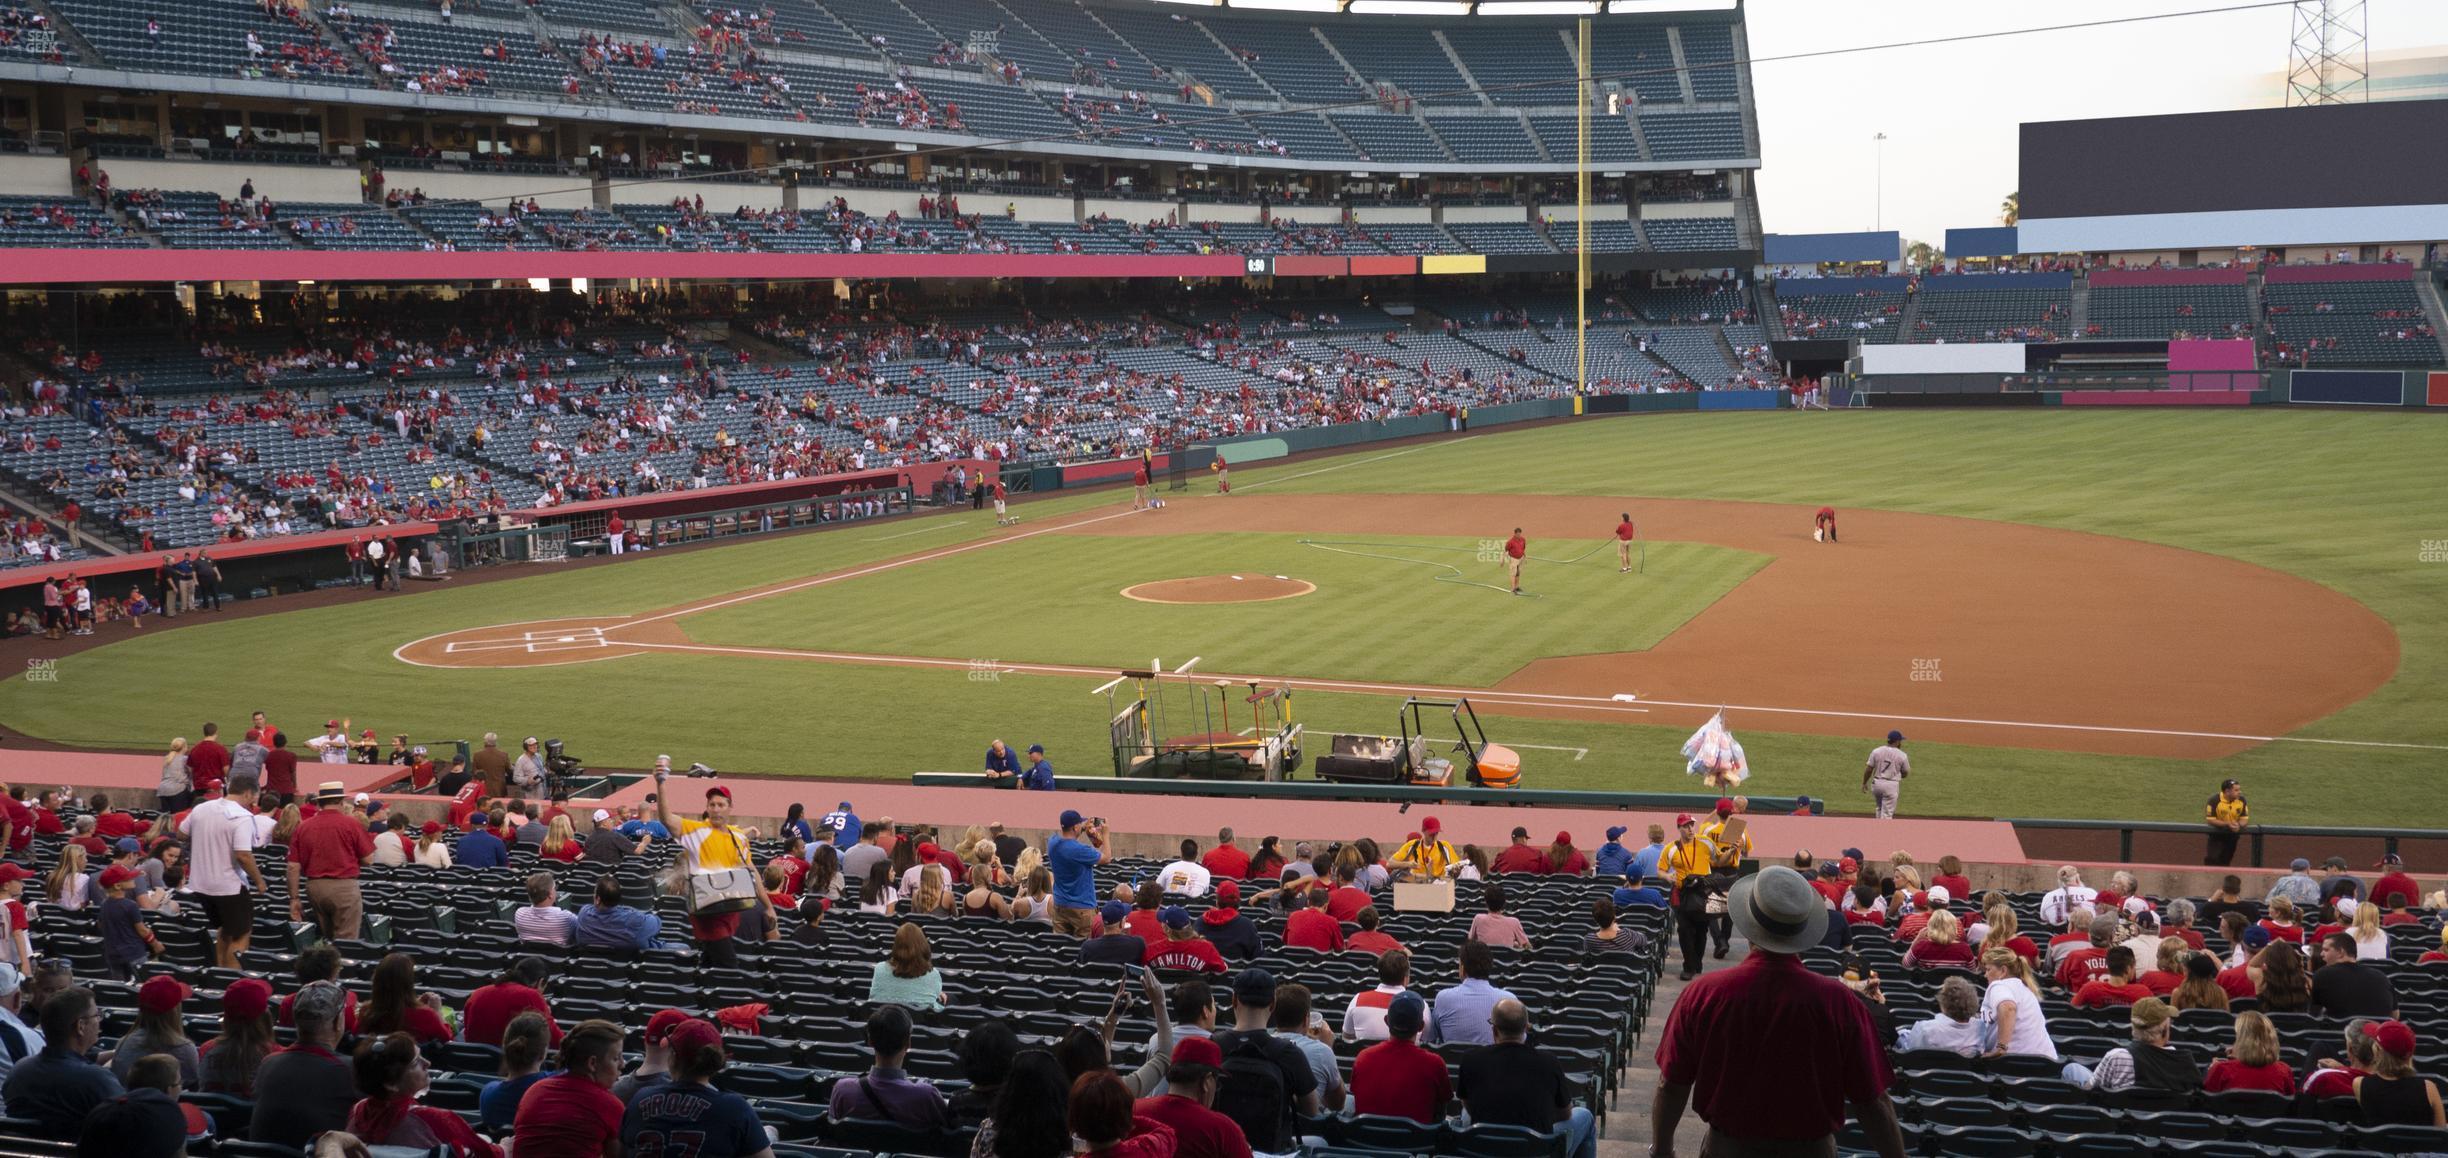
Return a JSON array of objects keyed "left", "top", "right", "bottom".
[{"left": 523, "top": 627, "right": 606, "bottom": 641}]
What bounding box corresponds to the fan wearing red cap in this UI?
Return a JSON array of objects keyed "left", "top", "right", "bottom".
[
  {"left": 111, "top": 976, "right": 198, "bottom": 1087},
  {"left": 652, "top": 764, "right": 777, "bottom": 969},
  {"left": 98, "top": 863, "right": 165, "bottom": 980},
  {"left": 2355, "top": 1020, "right": 2444, "bottom": 1126},
  {"left": 203, "top": 976, "right": 279, "bottom": 1097},
  {"left": 1389, "top": 820, "right": 1458, "bottom": 881},
  {"left": 1131, "top": 1036, "right": 1250, "bottom": 1155},
  {"left": 619, "top": 1018, "right": 771, "bottom": 1154},
  {"left": 1199, "top": 880, "right": 1263, "bottom": 961},
  {"left": 1661, "top": 815, "right": 1718, "bottom": 980},
  {"left": 1546, "top": 831, "right": 1589, "bottom": 876}
]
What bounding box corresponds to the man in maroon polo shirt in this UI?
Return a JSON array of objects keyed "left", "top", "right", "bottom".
[
  {"left": 186, "top": 724, "right": 230, "bottom": 794},
  {"left": 1133, "top": 1036, "right": 1253, "bottom": 1158},
  {"left": 286, "top": 782, "right": 374, "bottom": 941},
  {"left": 1653, "top": 865, "right": 1907, "bottom": 1158}
]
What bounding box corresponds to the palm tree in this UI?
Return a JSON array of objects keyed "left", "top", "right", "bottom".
[{"left": 2000, "top": 191, "right": 2020, "bottom": 226}]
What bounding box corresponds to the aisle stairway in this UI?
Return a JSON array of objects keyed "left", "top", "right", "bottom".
[{"left": 1600, "top": 936, "right": 1742, "bottom": 1155}]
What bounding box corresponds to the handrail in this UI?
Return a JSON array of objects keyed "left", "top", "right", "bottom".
[{"left": 2005, "top": 817, "right": 2448, "bottom": 868}]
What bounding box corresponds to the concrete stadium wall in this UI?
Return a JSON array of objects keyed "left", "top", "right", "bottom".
[
  {"left": 644, "top": 180, "right": 785, "bottom": 212},
  {"left": 0, "top": 154, "right": 70, "bottom": 197},
  {"left": 1443, "top": 205, "right": 1529, "bottom": 224},
  {"left": 1352, "top": 206, "right": 1432, "bottom": 225},
  {"left": 1192, "top": 203, "right": 1269, "bottom": 225},
  {"left": 383, "top": 169, "right": 598, "bottom": 210},
  {"left": 105, "top": 157, "right": 365, "bottom": 203},
  {"left": 1637, "top": 202, "right": 1738, "bottom": 221},
  {"left": 1533, "top": 203, "right": 1630, "bottom": 223},
  {"left": 988, "top": 193, "right": 1075, "bottom": 223},
  {"left": 1083, "top": 197, "right": 1171, "bottom": 223}
]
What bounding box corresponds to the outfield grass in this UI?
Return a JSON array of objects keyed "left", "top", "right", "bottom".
[
  {"left": 3, "top": 409, "right": 2441, "bottom": 826},
  {"left": 679, "top": 532, "right": 1765, "bottom": 686}
]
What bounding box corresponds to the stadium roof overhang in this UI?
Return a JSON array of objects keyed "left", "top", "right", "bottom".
[
  {"left": 0, "top": 61, "right": 1759, "bottom": 177},
  {"left": 0, "top": 247, "right": 1758, "bottom": 286}
]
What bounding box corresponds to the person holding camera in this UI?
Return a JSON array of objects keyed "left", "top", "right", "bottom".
[
  {"left": 653, "top": 769, "right": 778, "bottom": 969},
  {"left": 1048, "top": 809, "right": 1108, "bottom": 937}
]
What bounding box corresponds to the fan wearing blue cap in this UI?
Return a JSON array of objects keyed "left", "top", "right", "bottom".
[
  {"left": 1863, "top": 729, "right": 1910, "bottom": 819},
  {"left": 1079, "top": 899, "right": 1146, "bottom": 966},
  {"left": 1047, "top": 810, "right": 1108, "bottom": 937},
  {"left": 1594, "top": 826, "right": 1634, "bottom": 879},
  {"left": 1018, "top": 744, "right": 1056, "bottom": 791},
  {"left": 1143, "top": 906, "right": 1228, "bottom": 974},
  {"left": 819, "top": 801, "right": 860, "bottom": 851}
]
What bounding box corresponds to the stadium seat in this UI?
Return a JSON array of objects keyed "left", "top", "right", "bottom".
[
  {"left": 1338, "top": 1112, "right": 1444, "bottom": 1153},
  {"left": 1440, "top": 1121, "right": 1567, "bottom": 1157},
  {"left": 1920, "top": 1124, "right": 2036, "bottom": 1156}
]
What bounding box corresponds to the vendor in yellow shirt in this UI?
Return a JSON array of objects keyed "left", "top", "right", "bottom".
[
  {"left": 1698, "top": 797, "right": 1755, "bottom": 961},
  {"left": 1700, "top": 796, "right": 1753, "bottom": 870},
  {"left": 654, "top": 767, "right": 778, "bottom": 967},
  {"left": 1388, "top": 815, "right": 1460, "bottom": 881},
  {"left": 1659, "top": 812, "right": 1717, "bottom": 981}
]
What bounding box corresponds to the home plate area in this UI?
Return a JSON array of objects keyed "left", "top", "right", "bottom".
[{"left": 446, "top": 627, "right": 611, "bottom": 654}]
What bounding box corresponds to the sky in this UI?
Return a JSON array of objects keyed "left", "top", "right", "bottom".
[{"left": 1744, "top": 0, "right": 2448, "bottom": 246}]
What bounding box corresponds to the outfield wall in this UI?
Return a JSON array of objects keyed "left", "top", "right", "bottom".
[{"left": 2278, "top": 368, "right": 2448, "bottom": 407}]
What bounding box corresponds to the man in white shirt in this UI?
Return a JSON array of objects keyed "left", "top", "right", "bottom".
[
  {"left": 180, "top": 773, "right": 269, "bottom": 968},
  {"left": 306, "top": 720, "right": 352, "bottom": 765},
  {"left": 1342, "top": 949, "right": 1412, "bottom": 1043},
  {"left": 2039, "top": 866, "right": 2099, "bottom": 929},
  {"left": 512, "top": 872, "right": 577, "bottom": 947},
  {"left": 1154, "top": 839, "right": 1212, "bottom": 898}
]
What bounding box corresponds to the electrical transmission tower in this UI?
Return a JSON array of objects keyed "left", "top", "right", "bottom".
[{"left": 2286, "top": 0, "right": 2368, "bottom": 106}]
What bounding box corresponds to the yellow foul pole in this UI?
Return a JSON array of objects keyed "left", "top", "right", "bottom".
[{"left": 1576, "top": 17, "right": 1591, "bottom": 396}]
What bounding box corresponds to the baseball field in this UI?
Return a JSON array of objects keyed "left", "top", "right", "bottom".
[{"left": 3, "top": 408, "right": 2441, "bottom": 826}]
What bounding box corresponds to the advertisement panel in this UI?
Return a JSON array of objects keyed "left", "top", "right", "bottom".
[{"left": 1859, "top": 344, "right": 2028, "bottom": 376}]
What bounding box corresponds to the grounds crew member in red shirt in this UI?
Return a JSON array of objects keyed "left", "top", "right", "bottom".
[
  {"left": 1654, "top": 865, "right": 1908, "bottom": 1158},
  {"left": 1615, "top": 512, "right": 1637, "bottom": 572},
  {"left": 1505, "top": 528, "right": 1527, "bottom": 595},
  {"left": 1815, "top": 505, "right": 1838, "bottom": 543},
  {"left": 992, "top": 478, "right": 1011, "bottom": 527},
  {"left": 606, "top": 510, "right": 627, "bottom": 555},
  {"left": 288, "top": 781, "right": 375, "bottom": 940},
  {"left": 1132, "top": 463, "right": 1152, "bottom": 510}
]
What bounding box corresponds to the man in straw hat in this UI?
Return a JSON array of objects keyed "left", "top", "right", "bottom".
[
  {"left": 1651, "top": 865, "right": 1907, "bottom": 1157},
  {"left": 286, "top": 781, "right": 374, "bottom": 941}
]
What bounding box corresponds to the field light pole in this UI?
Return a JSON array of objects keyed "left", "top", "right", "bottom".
[{"left": 1874, "top": 132, "right": 1887, "bottom": 232}]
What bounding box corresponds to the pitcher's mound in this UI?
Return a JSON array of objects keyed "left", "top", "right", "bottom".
[{"left": 1121, "top": 574, "right": 1316, "bottom": 605}]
